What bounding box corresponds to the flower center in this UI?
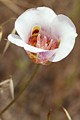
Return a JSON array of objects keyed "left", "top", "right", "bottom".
[
  {"left": 28, "top": 26, "right": 60, "bottom": 50},
  {"left": 27, "top": 26, "right": 60, "bottom": 64}
]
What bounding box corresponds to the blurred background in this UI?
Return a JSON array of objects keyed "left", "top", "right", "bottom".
[{"left": 0, "top": 0, "right": 80, "bottom": 120}]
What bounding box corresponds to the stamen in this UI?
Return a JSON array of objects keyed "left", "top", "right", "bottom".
[
  {"left": 47, "top": 39, "right": 53, "bottom": 50},
  {"left": 44, "top": 43, "right": 48, "bottom": 49},
  {"left": 42, "top": 36, "right": 47, "bottom": 49},
  {"left": 43, "top": 36, "right": 47, "bottom": 43},
  {"left": 36, "top": 34, "right": 41, "bottom": 48},
  {"left": 50, "top": 40, "right": 60, "bottom": 49}
]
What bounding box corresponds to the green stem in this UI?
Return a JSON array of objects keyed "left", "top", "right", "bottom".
[{"left": 0, "top": 64, "right": 40, "bottom": 116}]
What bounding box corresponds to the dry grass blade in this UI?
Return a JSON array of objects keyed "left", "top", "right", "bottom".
[
  {"left": 0, "top": 18, "right": 16, "bottom": 55},
  {"left": 47, "top": 111, "right": 51, "bottom": 120},
  {"left": 3, "top": 28, "right": 16, "bottom": 55},
  {"left": 0, "top": 65, "right": 40, "bottom": 116},
  {"left": 2, "top": 40, "right": 10, "bottom": 55},
  {"left": 62, "top": 107, "right": 72, "bottom": 120},
  {"left": 0, "top": 78, "right": 14, "bottom": 99},
  {"left": 0, "top": 0, "right": 24, "bottom": 15},
  {"left": 0, "top": 27, "right": 3, "bottom": 42},
  {"left": 1, "top": 18, "right": 16, "bottom": 27},
  {"left": 9, "top": 78, "right": 14, "bottom": 99}
]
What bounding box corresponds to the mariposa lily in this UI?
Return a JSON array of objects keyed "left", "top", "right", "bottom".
[{"left": 8, "top": 7, "right": 77, "bottom": 65}]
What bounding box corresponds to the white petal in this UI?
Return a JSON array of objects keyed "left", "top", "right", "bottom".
[
  {"left": 50, "top": 37, "right": 75, "bottom": 62},
  {"left": 8, "top": 34, "right": 25, "bottom": 47},
  {"left": 50, "top": 15, "right": 77, "bottom": 62},
  {"left": 39, "top": 48, "right": 57, "bottom": 60},
  {"left": 8, "top": 34, "right": 49, "bottom": 53},
  {"left": 37, "top": 7, "right": 56, "bottom": 26},
  {"left": 15, "top": 7, "right": 56, "bottom": 42}
]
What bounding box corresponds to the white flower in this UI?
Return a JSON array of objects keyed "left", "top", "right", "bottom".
[{"left": 8, "top": 7, "right": 77, "bottom": 65}]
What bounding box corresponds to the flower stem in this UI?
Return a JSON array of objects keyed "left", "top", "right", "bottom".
[{"left": 0, "top": 64, "right": 40, "bottom": 116}]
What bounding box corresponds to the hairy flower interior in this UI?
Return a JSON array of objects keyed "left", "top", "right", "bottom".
[{"left": 27, "top": 26, "right": 60, "bottom": 64}]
